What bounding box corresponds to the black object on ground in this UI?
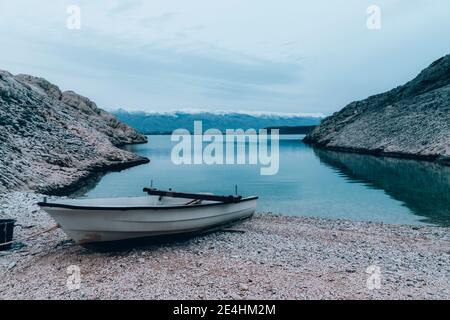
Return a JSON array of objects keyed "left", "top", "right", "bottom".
[{"left": 0, "top": 219, "right": 15, "bottom": 250}]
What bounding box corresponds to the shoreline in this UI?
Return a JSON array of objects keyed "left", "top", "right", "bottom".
[
  {"left": 302, "top": 139, "right": 450, "bottom": 167},
  {"left": 37, "top": 157, "right": 150, "bottom": 196},
  {"left": 1, "top": 192, "right": 449, "bottom": 299}
]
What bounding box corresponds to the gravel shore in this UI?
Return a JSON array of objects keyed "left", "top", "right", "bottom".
[{"left": 1, "top": 192, "right": 449, "bottom": 300}]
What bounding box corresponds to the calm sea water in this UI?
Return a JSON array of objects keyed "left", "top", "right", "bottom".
[{"left": 86, "top": 135, "right": 450, "bottom": 227}]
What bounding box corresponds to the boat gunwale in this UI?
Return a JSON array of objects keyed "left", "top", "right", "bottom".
[{"left": 37, "top": 196, "right": 258, "bottom": 211}]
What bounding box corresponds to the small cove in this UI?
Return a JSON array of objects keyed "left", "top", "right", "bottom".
[{"left": 85, "top": 135, "right": 450, "bottom": 227}]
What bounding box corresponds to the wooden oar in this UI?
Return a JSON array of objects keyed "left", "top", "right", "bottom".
[{"left": 143, "top": 188, "right": 242, "bottom": 203}]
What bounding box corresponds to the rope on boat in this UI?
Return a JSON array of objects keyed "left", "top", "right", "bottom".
[{"left": 0, "top": 224, "right": 60, "bottom": 247}]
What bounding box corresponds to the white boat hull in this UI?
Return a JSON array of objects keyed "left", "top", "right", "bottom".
[{"left": 39, "top": 196, "right": 257, "bottom": 244}]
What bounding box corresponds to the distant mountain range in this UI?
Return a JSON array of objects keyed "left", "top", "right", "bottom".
[
  {"left": 265, "top": 125, "right": 317, "bottom": 135},
  {"left": 112, "top": 109, "right": 323, "bottom": 134}
]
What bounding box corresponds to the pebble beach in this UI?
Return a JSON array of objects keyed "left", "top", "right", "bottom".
[{"left": 1, "top": 192, "right": 449, "bottom": 300}]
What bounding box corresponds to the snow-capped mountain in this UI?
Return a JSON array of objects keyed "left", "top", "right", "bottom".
[{"left": 112, "top": 109, "right": 324, "bottom": 134}]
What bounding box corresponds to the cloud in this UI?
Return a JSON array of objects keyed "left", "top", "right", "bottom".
[
  {"left": 0, "top": 1, "right": 449, "bottom": 114},
  {"left": 108, "top": 0, "right": 142, "bottom": 16},
  {"left": 139, "top": 12, "right": 176, "bottom": 29}
]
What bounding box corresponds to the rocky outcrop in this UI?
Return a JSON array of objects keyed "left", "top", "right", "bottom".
[
  {"left": 0, "top": 70, "right": 149, "bottom": 195},
  {"left": 304, "top": 55, "right": 450, "bottom": 165}
]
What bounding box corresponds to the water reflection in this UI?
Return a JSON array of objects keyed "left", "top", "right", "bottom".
[
  {"left": 313, "top": 148, "right": 450, "bottom": 226},
  {"left": 86, "top": 135, "right": 450, "bottom": 227}
]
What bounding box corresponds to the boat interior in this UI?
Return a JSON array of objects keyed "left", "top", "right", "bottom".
[{"left": 43, "top": 196, "right": 217, "bottom": 208}]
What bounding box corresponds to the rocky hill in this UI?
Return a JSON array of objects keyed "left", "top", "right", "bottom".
[
  {"left": 304, "top": 55, "right": 450, "bottom": 165},
  {"left": 0, "top": 70, "right": 149, "bottom": 195}
]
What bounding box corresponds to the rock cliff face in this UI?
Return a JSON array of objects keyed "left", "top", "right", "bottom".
[
  {"left": 304, "top": 55, "right": 450, "bottom": 165},
  {"left": 0, "top": 70, "right": 149, "bottom": 195}
]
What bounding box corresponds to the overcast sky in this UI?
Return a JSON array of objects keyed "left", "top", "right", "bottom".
[{"left": 1, "top": 0, "right": 449, "bottom": 115}]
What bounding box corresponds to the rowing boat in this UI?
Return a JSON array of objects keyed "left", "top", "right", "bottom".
[{"left": 38, "top": 188, "right": 257, "bottom": 245}]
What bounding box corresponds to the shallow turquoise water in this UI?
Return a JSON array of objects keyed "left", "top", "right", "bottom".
[{"left": 86, "top": 135, "right": 450, "bottom": 226}]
